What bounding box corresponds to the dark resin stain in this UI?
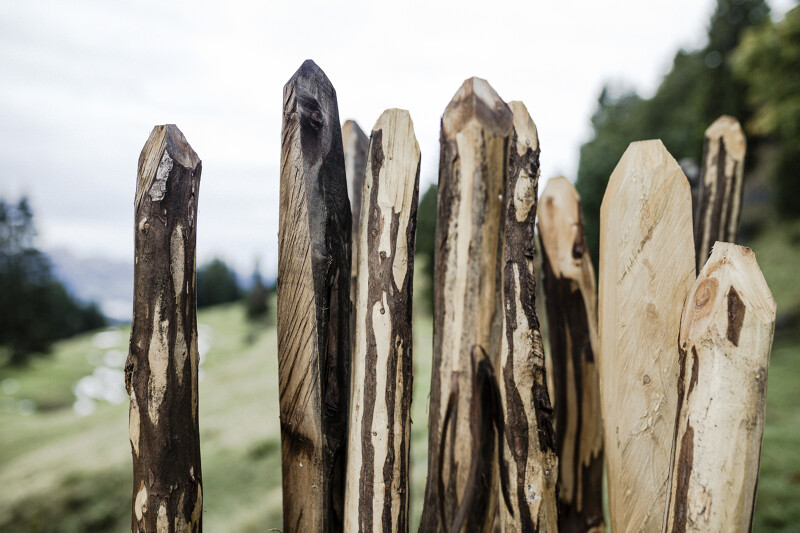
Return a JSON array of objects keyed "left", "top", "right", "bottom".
[{"left": 727, "top": 286, "right": 746, "bottom": 346}]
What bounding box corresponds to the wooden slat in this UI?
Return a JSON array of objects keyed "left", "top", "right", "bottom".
[
  {"left": 598, "top": 140, "right": 695, "bottom": 532},
  {"left": 342, "top": 119, "right": 370, "bottom": 329},
  {"left": 498, "top": 101, "right": 559, "bottom": 532},
  {"left": 277, "top": 59, "right": 352, "bottom": 532},
  {"left": 665, "top": 242, "right": 775, "bottom": 532},
  {"left": 694, "top": 116, "right": 746, "bottom": 270},
  {"left": 126, "top": 124, "right": 203, "bottom": 532},
  {"left": 344, "top": 108, "right": 420, "bottom": 533},
  {"left": 538, "top": 176, "right": 604, "bottom": 533},
  {"left": 419, "top": 77, "right": 512, "bottom": 533}
]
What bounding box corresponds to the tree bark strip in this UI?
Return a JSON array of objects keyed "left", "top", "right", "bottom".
[
  {"left": 538, "top": 177, "right": 604, "bottom": 533},
  {"left": 694, "top": 116, "right": 746, "bottom": 270},
  {"left": 342, "top": 119, "right": 370, "bottom": 340},
  {"left": 344, "top": 109, "right": 420, "bottom": 533},
  {"left": 126, "top": 124, "right": 203, "bottom": 532},
  {"left": 664, "top": 242, "right": 775, "bottom": 532},
  {"left": 497, "top": 101, "right": 558, "bottom": 533},
  {"left": 598, "top": 140, "right": 695, "bottom": 532},
  {"left": 419, "top": 77, "right": 512, "bottom": 533},
  {"left": 277, "top": 59, "right": 352, "bottom": 533}
]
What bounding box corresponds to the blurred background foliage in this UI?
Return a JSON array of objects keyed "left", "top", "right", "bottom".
[
  {"left": 0, "top": 198, "right": 105, "bottom": 366},
  {"left": 575, "top": 0, "right": 800, "bottom": 265}
]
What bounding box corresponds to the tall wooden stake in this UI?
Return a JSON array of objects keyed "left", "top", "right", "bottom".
[
  {"left": 664, "top": 242, "right": 775, "bottom": 532},
  {"left": 344, "top": 109, "right": 420, "bottom": 533},
  {"left": 277, "top": 59, "right": 352, "bottom": 532},
  {"left": 694, "top": 116, "right": 746, "bottom": 270},
  {"left": 498, "top": 101, "right": 558, "bottom": 532},
  {"left": 126, "top": 124, "right": 203, "bottom": 532},
  {"left": 419, "top": 77, "right": 512, "bottom": 533},
  {"left": 342, "top": 119, "right": 370, "bottom": 332},
  {"left": 598, "top": 140, "right": 695, "bottom": 532},
  {"left": 538, "top": 177, "right": 604, "bottom": 533}
]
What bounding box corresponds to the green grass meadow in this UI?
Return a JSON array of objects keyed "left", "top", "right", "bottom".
[{"left": 1, "top": 224, "right": 799, "bottom": 531}]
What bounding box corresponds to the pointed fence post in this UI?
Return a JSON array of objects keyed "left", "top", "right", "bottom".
[
  {"left": 126, "top": 124, "right": 203, "bottom": 532},
  {"left": 344, "top": 108, "right": 420, "bottom": 533},
  {"left": 498, "top": 101, "right": 559, "bottom": 532},
  {"left": 342, "top": 119, "right": 370, "bottom": 338},
  {"left": 598, "top": 140, "right": 695, "bottom": 532},
  {"left": 665, "top": 242, "right": 775, "bottom": 532},
  {"left": 694, "top": 116, "right": 746, "bottom": 270},
  {"left": 538, "top": 176, "right": 604, "bottom": 533},
  {"left": 277, "top": 59, "right": 352, "bottom": 532},
  {"left": 419, "top": 77, "right": 512, "bottom": 533}
]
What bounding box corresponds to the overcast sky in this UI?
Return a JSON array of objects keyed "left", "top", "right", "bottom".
[{"left": 0, "top": 0, "right": 793, "bottom": 278}]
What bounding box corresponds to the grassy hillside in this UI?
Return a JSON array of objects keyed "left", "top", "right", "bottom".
[{"left": 1, "top": 222, "right": 799, "bottom": 531}]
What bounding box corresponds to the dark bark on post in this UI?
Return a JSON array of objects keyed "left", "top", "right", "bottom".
[
  {"left": 277, "top": 59, "right": 352, "bottom": 533},
  {"left": 694, "top": 116, "right": 746, "bottom": 271},
  {"left": 342, "top": 119, "right": 370, "bottom": 343},
  {"left": 419, "top": 77, "right": 512, "bottom": 533},
  {"left": 126, "top": 124, "right": 202, "bottom": 532},
  {"left": 538, "top": 177, "right": 604, "bottom": 533},
  {"left": 344, "top": 109, "right": 420, "bottom": 533},
  {"left": 497, "top": 101, "right": 559, "bottom": 532}
]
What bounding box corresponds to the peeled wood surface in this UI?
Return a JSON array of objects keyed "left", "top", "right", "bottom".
[
  {"left": 598, "top": 140, "right": 695, "bottom": 532},
  {"left": 126, "top": 124, "right": 202, "bottom": 532},
  {"left": 498, "top": 101, "right": 558, "bottom": 533},
  {"left": 664, "top": 243, "right": 775, "bottom": 532},
  {"left": 343, "top": 119, "right": 370, "bottom": 320},
  {"left": 538, "top": 177, "right": 604, "bottom": 533},
  {"left": 694, "top": 116, "right": 746, "bottom": 271},
  {"left": 419, "top": 77, "right": 512, "bottom": 533},
  {"left": 277, "top": 59, "right": 352, "bottom": 533},
  {"left": 344, "top": 109, "right": 420, "bottom": 533}
]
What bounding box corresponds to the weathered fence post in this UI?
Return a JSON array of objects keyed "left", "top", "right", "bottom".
[
  {"left": 344, "top": 108, "right": 420, "bottom": 533},
  {"left": 664, "top": 242, "right": 775, "bottom": 532},
  {"left": 694, "top": 116, "right": 746, "bottom": 270},
  {"left": 538, "top": 177, "right": 604, "bottom": 533},
  {"left": 342, "top": 119, "right": 370, "bottom": 338},
  {"left": 419, "top": 77, "right": 512, "bottom": 533},
  {"left": 598, "top": 140, "right": 695, "bottom": 532},
  {"left": 126, "top": 124, "right": 203, "bottom": 532},
  {"left": 277, "top": 59, "right": 352, "bottom": 532},
  {"left": 498, "top": 101, "right": 558, "bottom": 532}
]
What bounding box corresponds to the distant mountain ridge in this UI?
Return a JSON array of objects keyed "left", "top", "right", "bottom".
[{"left": 46, "top": 248, "right": 133, "bottom": 323}]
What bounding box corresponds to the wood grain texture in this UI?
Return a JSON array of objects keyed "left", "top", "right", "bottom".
[
  {"left": 277, "top": 59, "right": 352, "bottom": 533},
  {"left": 419, "top": 77, "right": 512, "bottom": 533},
  {"left": 538, "top": 177, "right": 604, "bottom": 533},
  {"left": 344, "top": 109, "right": 420, "bottom": 533},
  {"left": 498, "top": 101, "right": 558, "bottom": 533},
  {"left": 664, "top": 243, "right": 775, "bottom": 533},
  {"left": 343, "top": 119, "right": 370, "bottom": 332},
  {"left": 126, "top": 124, "right": 203, "bottom": 532},
  {"left": 598, "top": 140, "right": 695, "bottom": 532},
  {"left": 694, "top": 116, "right": 746, "bottom": 271}
]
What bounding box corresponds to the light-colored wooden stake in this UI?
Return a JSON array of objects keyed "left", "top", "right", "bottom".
[
  {"left": 344, "top": 109, "right": 420, "bottom": 533},
  {"left": 664, "top": 242, "right": 775, "bottom": 532},
  {"left": 343, "top": 119, "right": 370, "bottom": 332},
  {"left": 419, "top": 77, "right": 512, "bottom": 533},
  {"left": 277, "top": 59, "right": 352, "bottom": 532},
  {"left": 126, "top": 124, "right": 203, "bottom": 532},
  {"left": 498, "top": 101, "right": 558, "bottom": 532},
  {"left": 694, "top": 116, "right": 746, "bottom": 270},
  {"left": 598, "top": 140, "right": 695, "bottom": 532},
  {"left": 538, "top": 177, "right": 604, "bottom": 533}
]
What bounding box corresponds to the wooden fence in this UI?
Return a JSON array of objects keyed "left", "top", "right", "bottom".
[{"left": 126, "top": 59, "right": 776, "bottom": 533}]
